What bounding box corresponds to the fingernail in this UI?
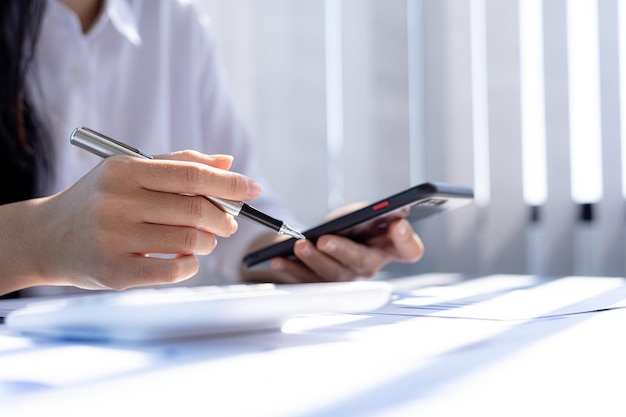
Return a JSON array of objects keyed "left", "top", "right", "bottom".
[{"left": 247, "top": 179, "right": 263, "bottom": 198}]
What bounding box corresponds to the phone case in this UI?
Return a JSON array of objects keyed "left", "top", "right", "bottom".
[{"left": 242, "top": 182, "right": 474, "bottom": 268}]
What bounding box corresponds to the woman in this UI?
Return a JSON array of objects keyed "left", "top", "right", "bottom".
[{"left": 0, "top": 0, "right": 424, "bottom": 296}]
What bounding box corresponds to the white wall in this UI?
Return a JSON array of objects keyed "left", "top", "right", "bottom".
[
  {"left": 195, "top": 0, "right": 626, "bottom": 278},
  {"left": 196, "top": 0, "right": 415, "bottom": 228}
]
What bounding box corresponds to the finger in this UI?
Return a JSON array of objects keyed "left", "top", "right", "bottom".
[
  {"left": 242, "top": 266, "right": 304, "bottom": 284},
  {"left": 270, "top": 257, "right": 322, "bottom": 283},
  {"left": 106, "top": 254, "right": 200, "bottom": 290},
  {"left": 293, "top": 239, "right": 358, "bottom": 282},
  {"left": 107, "top": 156, "right": 262, "bottom": 202},
  {"left": 127, "top": 189, "right": 238, "bottom": 237},
  {"left": 316, "top": 235, "right": 389, "bottom": 277},
  {"left": 125, "top": 223, "right": 218, "bottom": 256},
  {"left": 387, "top": 219, "right": 424, "bottom": 262},
  {"left": 363, "top": 219, "right": 424, "bottom": 263},
  {"left": 157, "top": 151, "right": 234, "bottom": 171}
]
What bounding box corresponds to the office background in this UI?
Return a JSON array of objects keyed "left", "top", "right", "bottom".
[{"left": 197, "top": 0, "right": 626, "bottom": 278}]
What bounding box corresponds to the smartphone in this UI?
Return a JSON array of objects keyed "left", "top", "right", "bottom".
[{"left": 242, "top": 182, "right": 474, "bottom": 269}]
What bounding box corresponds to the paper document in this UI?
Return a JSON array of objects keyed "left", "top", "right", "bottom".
[{"left": 381, "top": 275, "right": 626, "bottom": 321}]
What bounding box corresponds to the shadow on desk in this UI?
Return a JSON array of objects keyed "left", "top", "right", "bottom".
[
  {"left": 291, "top": 276, "right": 626, "bottom": 416},
  {"left": 2, "top": 273, "right": 626, "bottom": 416}
]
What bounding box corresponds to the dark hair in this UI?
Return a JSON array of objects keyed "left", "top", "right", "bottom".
[{"left": 0, "top": 0, "right": 53, "bottom": 205}]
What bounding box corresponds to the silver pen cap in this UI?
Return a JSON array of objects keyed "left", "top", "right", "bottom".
[{"left": 71, "top": 127, "right": 153, "bottom": 160}]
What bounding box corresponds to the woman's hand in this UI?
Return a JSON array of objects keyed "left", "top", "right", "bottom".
[
  {"left": 243, "top": 217, "right": 424, "bottom": 284},
  {"left": 0, "top": 151, "right": 261, "bottom": 294}
]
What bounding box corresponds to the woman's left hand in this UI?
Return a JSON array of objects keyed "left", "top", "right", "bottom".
[{"left": 267, "top": 217, "right": 423, "bottom": 283}]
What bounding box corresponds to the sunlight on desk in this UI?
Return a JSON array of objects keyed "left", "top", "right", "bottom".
[{"left": 2, "top": 273, "right": 626, "bottom": 417}]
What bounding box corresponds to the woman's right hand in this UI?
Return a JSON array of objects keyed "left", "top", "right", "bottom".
[{"left": 0, "top": 151, "right": 262, "bottom": 294}]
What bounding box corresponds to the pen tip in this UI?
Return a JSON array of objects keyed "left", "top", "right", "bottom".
[{"left": 281, "top": 224, "right": 306, "bottom": 240}]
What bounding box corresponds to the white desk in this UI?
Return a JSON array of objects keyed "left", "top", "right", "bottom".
[{"left": 2, "top": 273, "right": 626, "bottom": 417}]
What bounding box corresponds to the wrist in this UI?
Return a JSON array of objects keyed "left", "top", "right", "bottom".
[{"left": 0, "top": 197, "right": 54, "bottom": 294}]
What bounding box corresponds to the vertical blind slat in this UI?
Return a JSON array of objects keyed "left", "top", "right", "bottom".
[
  {"left": 482, "top": 0, "right": 527, "bottom": 273},
  {"left": 438, "top": 0, "right": 480, "bottom": 274},
  {"left": 542, "top": 0, "right": 576, "bottom": 276},
  {"left": 597, "top": 0, "right": 625, "bottom": 275}
]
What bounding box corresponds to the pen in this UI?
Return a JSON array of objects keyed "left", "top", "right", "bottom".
[{"left": 70, "top": 127, "right": 306, "bottom": 240}]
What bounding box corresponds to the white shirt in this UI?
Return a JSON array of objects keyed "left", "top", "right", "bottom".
[{"left": 27, "top": 0, "right": 296, "bottom": 284}]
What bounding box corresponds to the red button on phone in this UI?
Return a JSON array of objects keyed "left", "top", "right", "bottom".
[{"left": 373, "top": 201, "right": 390, "bottom": 211}]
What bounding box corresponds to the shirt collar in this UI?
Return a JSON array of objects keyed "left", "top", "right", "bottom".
[{"left": 103, "top": 0, "right": 142, "bottom": 46}]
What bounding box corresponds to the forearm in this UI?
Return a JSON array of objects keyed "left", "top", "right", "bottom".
[{"left": 0, "top": 198, "right": 51, "bottom": 294}]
